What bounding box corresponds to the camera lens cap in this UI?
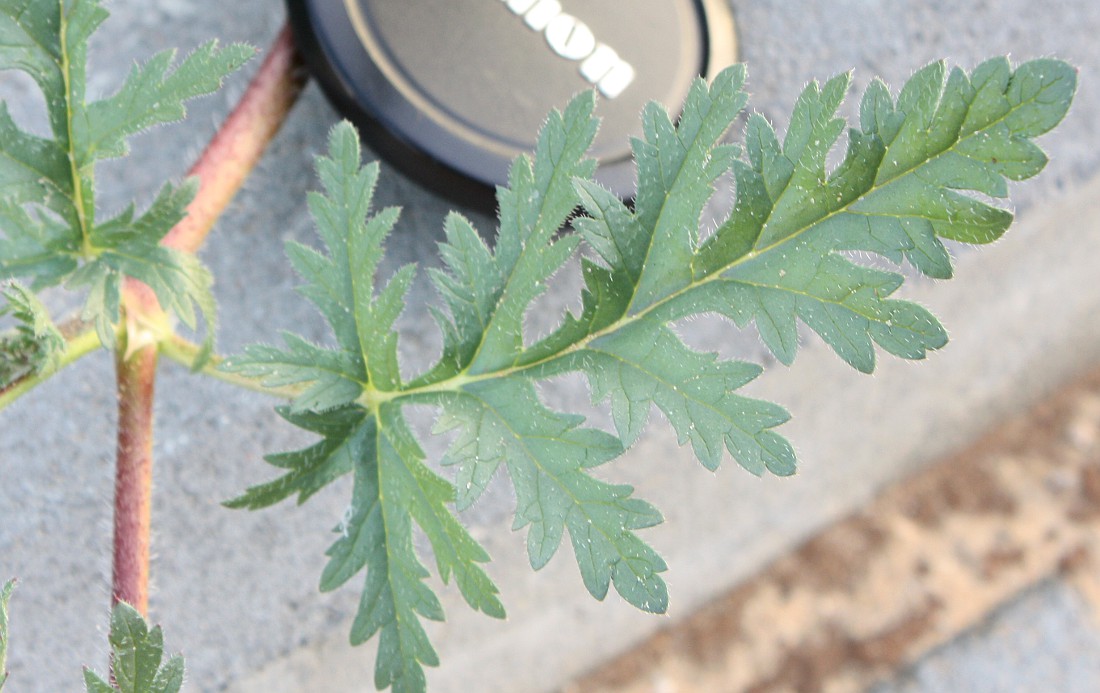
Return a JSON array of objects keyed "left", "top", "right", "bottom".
[{"left": 286, "top": 0, "right": 736, "bottom": 209}]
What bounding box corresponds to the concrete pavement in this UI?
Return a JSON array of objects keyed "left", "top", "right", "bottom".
[{"left": 1, "top": 1, "right": 1098, "bottom": 691}]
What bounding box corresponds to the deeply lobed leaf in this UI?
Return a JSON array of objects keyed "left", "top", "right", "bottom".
[
  {"left": 681, "top": 58, "right": 1076, "bottom": 372},
  {"left": 228, "top": 57, "right": 1074, "bottom": 692},
  {"left": 226, "top": 125, "right": 506, "bottom": 691},
  {"left": 0, "top": 0, "right": 250, "bottom": 348},
  {"left": 434, "top": 379, "right": 668, "bottom": 611}
]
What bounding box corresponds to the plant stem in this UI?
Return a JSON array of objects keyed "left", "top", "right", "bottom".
[
  {"left": 106, "top": 24, "right": 307, "bottom": 615},
  {"left": 111, "top": 338, "right": 158, "bottom": 614},
  {"left": 1, "top": 26, "right": 305, "bottom": 414},
  {"left": 163, "top": 23, "right": 307, "bottom": 254},
  {"left": 159, "top": 334, "right": 302, "bottom": 400}
]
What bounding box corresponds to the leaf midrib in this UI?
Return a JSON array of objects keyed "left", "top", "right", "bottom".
[
  {"left": 57, "top": 0, "right": 93, "bottom": 256},
  {"left": 367, "top": 417, "right": 424, "bottom": 680},
  {"left": 367, "top": 69, "right": 1043, "bottom": 421},
  {"left": 625, "top": 92, "right": 729, "bottom": 315},
  {"left": 460, "top": 110, "right": 593, "bottom": 377}
]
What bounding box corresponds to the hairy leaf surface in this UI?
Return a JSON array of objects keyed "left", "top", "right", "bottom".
[
  {"left": 680, "top": 59, "right": 1076, "bottom": 372},
  {"left": 82, "top": 603, "right": 183, "bottom": 693},
  {"left": 0, "top": 0, "right": 250, "bottom": 347},
  {"left": 228, "top": 58, "right": 1074, "bottom": 692},
  {"left": 434, "top": 378, "right": 667, "bottom": 610},
  {"left": 225, "top": 126, "right": 505, "bottom": 691},
  {"left": 0, "top": 281, "right": 63, "bottom": 387}
]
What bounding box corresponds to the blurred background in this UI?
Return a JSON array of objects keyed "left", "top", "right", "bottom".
[{"left": 1, "top": 1, "right": 1098, "bottom": 691}]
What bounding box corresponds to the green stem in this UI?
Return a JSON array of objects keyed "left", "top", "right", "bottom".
[
  {"left": 0, "top": 328, "right": 100, "bottom": 411},
  {"left": 159, "top": 335, "right": 302, "bottom": 400}
]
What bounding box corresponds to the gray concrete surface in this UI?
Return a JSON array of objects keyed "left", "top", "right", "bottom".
[
  {"left": 0, "top": 0, "right": 1098, "bottom": 691},
  {"left": 873, "top": 580, "right": 1100, "bottom": 693}
]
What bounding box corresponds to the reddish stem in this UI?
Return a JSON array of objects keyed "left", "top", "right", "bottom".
[
  {"left": 0, "top": 28, "right": 306, "bottom": 407},
  {"left": 110, "top": 342, "right": 158, "bottom": 614},
  {"left": 163, "top": 23, "right": 307, "bottom": 254},
  {"left": 108, "top": 24, "right": 307, "bottom": 615}
]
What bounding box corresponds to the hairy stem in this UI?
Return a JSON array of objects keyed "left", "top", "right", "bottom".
[
  {"left": 106, "top": 24, "right": 307, "bottom": 615},
  {"left": 0, "top": 26, "right": 306, "bottom": 411},
  {"left": 111, "top": 336, "right": 157, "bottom": 614},
  {"left": 163, "top": 24, "right": 307, "bottom": 254}
]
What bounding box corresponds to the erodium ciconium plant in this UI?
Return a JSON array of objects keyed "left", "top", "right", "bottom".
[{"left": 0, "top": 1, "right": 1076, "bottom": 691}]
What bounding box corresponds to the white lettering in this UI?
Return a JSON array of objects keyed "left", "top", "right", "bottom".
[
  {"left": 580, "top": 45, "right": 636, "bottom": 99},
  {"left": 523, "top": 0, "right": 561, "bottom": 31},
  {"left": 505, "top": 0, "right": 537, "bottom": 13},
  {"left": 544, "top": 15, "right": 596, "bottom": 61},
  {"left": 499, "top": 0, "right": 635, "bottom": 99}
]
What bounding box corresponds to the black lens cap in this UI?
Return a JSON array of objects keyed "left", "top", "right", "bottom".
[{"left": 286, "top": 0, "right": 737, "bottom": 209}]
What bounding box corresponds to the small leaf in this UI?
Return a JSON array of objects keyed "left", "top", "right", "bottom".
[
  {"left": 317, "top": 405, "right": 504, "bottom": 690},
  {"left": 420, "top": 91, "right": 598, "bottom": 382},
  {"left": 222, "top": 335, "right": 364, "bottom": 414},
  {"left": 678, "top": 58, "right": 1076, "bottom": 370},
  {"left": 85, "top": 41, "right": 253, "bottom": 162},
  {"left": 0, "top": 578, "right": 14, "bottom": 690},
  {"left": 223, "top": 405, "right": 367, "bottom": 510},
  {"left": 0, "top": 281, "right": 64, "bottom": 388},
  {"left": 82, "top": 602, "right": 184, "bottom": 693},
  {"left": 625, "top": 65, "right": 747, "bottom": 311},
  {"left": 575, "top": 319, "right": 794, "bottom": 475}
]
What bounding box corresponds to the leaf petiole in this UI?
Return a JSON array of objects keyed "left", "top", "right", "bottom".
[{"left": 158, "top": 334, "right": 304, "bottom": 400}]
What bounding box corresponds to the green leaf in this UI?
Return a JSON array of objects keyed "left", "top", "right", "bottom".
[
  {"left": 0, "top": 579, "right": 13, "bottom": 691},
  {"left": 223, "top": 405, "right": 365, "bottom": 510},
  {"left": 0, "top": 199, "right": 78, "bottom": 286},
  {"left": 434, "top": 379, "right": 667, "bottom": 612},
  {"left": 85, "top": 40, "right": 253, "bottom": 162},
  {"left": 67, "top": 215, "right": 219, "bottom": 351},
  {"left": 678, "top": 58, "right": 1076, "bottom": 372},
  {"left": 623, "top": 65, "right": 748, "bottom": 312},
  {"left": 318, "top": 405, "right": 503, "bottom": 691},
  {"left": 230, "top": 402, "right": 505, "bottom": 691},
  {"left": 0, "top": 280, "right": 64, "bottom": 388},
  {"left": 224, "top": 335, "right": 364, "bottom": 414},
  {"left": 319, "top": 413, "right": 439, "bottom": 693},
  {"left": 417, "top": 91, "right": 598, "bottom": 384},
  {"left": 567, "top": 319, "right": 794, "bottom": 476},
  {"left": 230, "top": 57, "right": 1074, "bottom": 692},
  {"left": 221, "top": 124, "right": 415, "bottom": 403},
  {"left": 226, "top": 124, "right": 504, "bottom": 691},
  {"left": 82, "top": 602, "right": 184, "bottom": 693},
  {"left": 0, "top": 0, "right": 249, "bottom": 347},
  {"left": 71, "top": 180, "right": 219, "bottom": 352}
]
